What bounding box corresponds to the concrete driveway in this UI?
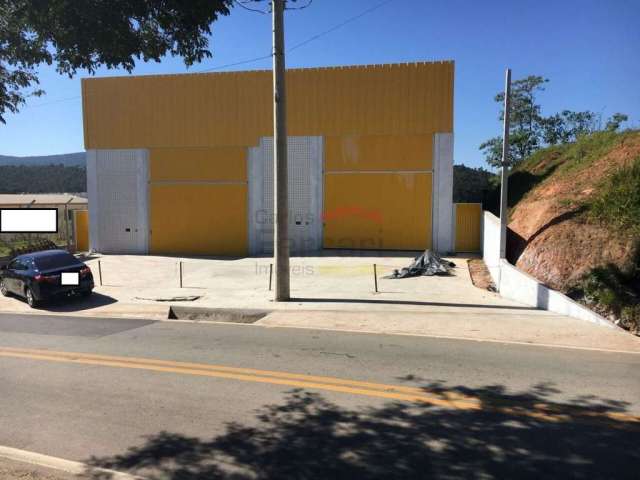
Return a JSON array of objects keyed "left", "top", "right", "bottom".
[
  {"left": 80, "top": 252, "right": 520, "bottom": 311},
  {"left": 1, "top": 252, "right": 638, "bottom": 352}
]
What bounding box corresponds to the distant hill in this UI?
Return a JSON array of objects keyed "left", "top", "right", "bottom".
[
  {"left": 0, "top": 164, "right": 86, "bottom": 193},
  {"left": 0, "top": 152, "right": 86, "bottom": 167},
  {"left": 452, "top": 164, "right": 496, "bottom": 204}
]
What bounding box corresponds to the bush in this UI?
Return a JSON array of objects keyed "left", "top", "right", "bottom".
[
  {"left": 588, "top": 158, "right": 640, "bottom": 235},
  {"left": 620, "top": 305, "right": 640, "bottom": 333},
  {"left": 570, "top": 259, "right": 640, "bottom": 332}
]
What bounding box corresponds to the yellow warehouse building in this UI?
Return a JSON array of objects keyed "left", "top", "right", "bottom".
[{"left": 82, "top": 61, "right": 458, "bottom": 256}]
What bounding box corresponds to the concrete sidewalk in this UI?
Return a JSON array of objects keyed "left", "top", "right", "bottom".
[{"left": 0, "top": 253, "right": 638, "bottom": 353}]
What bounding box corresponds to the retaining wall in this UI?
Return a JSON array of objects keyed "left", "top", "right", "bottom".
[{"left": 482, "top": 211, "right": 614, "bottom": 328}]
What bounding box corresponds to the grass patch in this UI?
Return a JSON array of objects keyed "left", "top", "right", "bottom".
[
  {"left": 508, "top": 130, "right": 639, "bottom": 209},
  {"left": 588, "top": 157, "right": 640, "bottom": 235},
  {"left": 554, "top": 130, "right": 631, "bottom": 174}
]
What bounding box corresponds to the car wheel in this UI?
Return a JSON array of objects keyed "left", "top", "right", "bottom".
[
  {"left": 0, "top": 279, "right": 9, "bottom": 297},
  {"left": 25, "top": 287, "right": 38, "bottom": 308}
]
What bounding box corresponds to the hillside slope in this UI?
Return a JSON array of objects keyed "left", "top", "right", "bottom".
[{"left": 506, "top": 130, "right": 640, "bottom": 330}]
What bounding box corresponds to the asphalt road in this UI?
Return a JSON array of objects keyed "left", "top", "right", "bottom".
[{"left": 0, "top": 313, "right": 638, "bottom": 479}]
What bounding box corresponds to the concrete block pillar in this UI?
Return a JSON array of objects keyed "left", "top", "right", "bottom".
[{"left": 432, "top": 133, "right": 454, "bottom": 254}]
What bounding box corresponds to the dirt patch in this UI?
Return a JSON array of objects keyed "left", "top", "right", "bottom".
[
  {"left": 513, "top": 217, "right": 638, "bottom": 291},
  {"left": 510, "top": 134, "right": 640, "bottom": 240},
  {"left": 467, "top": 259, "right": 496, "bottom": 291},
  {"left": 508, "top": 132, "right": 640, "bottom": 292}
]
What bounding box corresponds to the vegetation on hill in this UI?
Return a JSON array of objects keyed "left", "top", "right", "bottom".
[
  {"left": 0, "top": 152, "right": 85, "bottom": 167},
  {"left": 0, "top": 164, "right": 86, "bottom": 193},
  {"left": 452, "top": 165, "right": 496, "bottom": 203},
  {"left": 479, "top": 74, "right": 629, "bottom": 169},
  {"left": 505, "top": 129, "right": 640, "bottom": 333}
]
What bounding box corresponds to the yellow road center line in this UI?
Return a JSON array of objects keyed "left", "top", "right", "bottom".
[
  {"left": 0, "top": 350, "right": 461, "bottom": 406},
  {"left": 1, "top": 347, "right": 638, "bottom": 430},
  {"left": 0, "top": 347, "right": 437, "bottom": 397}
]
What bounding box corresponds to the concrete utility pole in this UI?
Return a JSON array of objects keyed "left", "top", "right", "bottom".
[
  {"left": 499, "top": 68, "right": 511, "bottom": 259},
  {"left": 272, "top": 0, "right": 290, "bottom": 301}
]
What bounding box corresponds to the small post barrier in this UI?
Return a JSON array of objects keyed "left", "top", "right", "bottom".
[
  {"left": 179, "top": 260, "right": 183, "bottom": 288},
  {"left": 269, "top": 263, "right": 273, "bottom": 291},
  {"left": 373, "top": 263, "right": 378, "bottom": 293},
  {"left": 97, "top": 260, "right": 103, "bottom": 286}
]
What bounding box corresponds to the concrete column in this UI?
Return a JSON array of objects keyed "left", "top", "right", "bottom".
[{"left": 432, "top": 133, "right": 454, "bottom": 253}]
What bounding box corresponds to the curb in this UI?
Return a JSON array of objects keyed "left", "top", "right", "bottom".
[{"left": 0, "top": 445, "right": 144, "bottom": 480}]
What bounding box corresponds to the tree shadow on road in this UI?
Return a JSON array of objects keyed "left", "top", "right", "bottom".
[{"left": 84, "top": 382, "right": 639, "bottom": 479}]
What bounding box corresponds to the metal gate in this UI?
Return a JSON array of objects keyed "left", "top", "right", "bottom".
[
  {"left": 454, "top": 203, "right": 482, "bottom": 253},
  {"left": 248, "top": 137, "right": 323, "bottom": 255},
  {"left": 87, "top": 149, "right": 149, "bottom": 254}
]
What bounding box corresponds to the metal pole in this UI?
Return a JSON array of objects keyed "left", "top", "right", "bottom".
[
  {"left": 26, "top": 199, "right": 35, "bottom": 246},
  {"left": 373, "top": 264, "right": 378, "bottom": 293},
  {"left": 499, "top": 69, "right": 511, "bottom": 259},
  {"left": 269, "top": 263, "right": 273, "bottom": 291},
  {"left": 64, "top": 197, "right": 73, "bottom": 252},
  {"left": 272, "top": 0, "right": 290, "bottom": 301},
  {"left": 98, "top": 260, "right": 102, "bottom": 286},
  {"left": 179, "top": 260, "right": 183, "bottom": 288}
]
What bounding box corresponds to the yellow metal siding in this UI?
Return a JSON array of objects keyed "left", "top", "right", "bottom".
[
  {"left": 82, "top": 62, "right": 453, "bottom": 255},
  {"left": 325, "top": 135, "right": 433, "bottom": 172},
  {"left": 455, "top": 203, "right": 482, "bottom": 252},
  {"left": 324, "top": 173, "right": 432, "bottom": 251},
  {"left": 82, "top": 62, "right": 454, "bottom": 149},
  {"left": 150, "top": 147, "right": 246, "bottom": 182},
  {"left": 149, "top": 184, "right": 247, "bottom": 256},
  {"left": 74, "top": 210, "right": 89, "bottom": 252}
]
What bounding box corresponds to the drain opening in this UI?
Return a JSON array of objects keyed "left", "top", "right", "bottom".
[{"left": 168, "top": 306, "right": 270, "bottom": 324}]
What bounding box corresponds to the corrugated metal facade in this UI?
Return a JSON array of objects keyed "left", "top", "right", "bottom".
[
  {"left": 82, "top": 61, "right": 454, "bottom": 255},
  {"left": 454, "top": 203, "right": 482, "bottom": 252},
  {"left": 74, "top": 210, "right": 89, "bottom": 252},
  {"left": 83, "top": 62, "right": 453, "bottom": 149},
  {"left": 148, "top": 147, "right": 247, "bottom": 255}
]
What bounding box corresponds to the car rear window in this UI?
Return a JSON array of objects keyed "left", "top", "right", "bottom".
[{"left": 34, "top": 252, "right": 79, "bottom": 270}]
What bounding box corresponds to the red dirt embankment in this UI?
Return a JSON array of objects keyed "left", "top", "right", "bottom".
[{"left": 507, "top": 133, "right": 640, "bottom": 291}]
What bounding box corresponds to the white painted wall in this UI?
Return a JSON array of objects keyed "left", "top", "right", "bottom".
[
  {"left": 86, "top": 150, "right": 99, "bottom": 253},
  {"left": 247, "top": 136, "right": 323, "bottom": 255},
  {"left": 482, "top": 211, "right": 502, "bottom": 285},
  {"left": 87, "top": 149, "right": 149, "bottom": 254},
  {"left": 482, "top": 211, "right": 615, "bottom": 328},
  {"left": 432, "top": 133, "right": 454, "bottom": 253}
]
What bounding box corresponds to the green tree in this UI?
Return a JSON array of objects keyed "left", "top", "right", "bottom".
[
  {"left": 605, "top": 113, "right": 629, "bottom": 132},
  {"left": 541, "top": 110, "right": 597, "bottom": 145},
  {"left": 480, "top": 75, "right": 548, "bottom": 168},
  {"left": 0, "top": 0, "right": 233, "bottom": 123},
  {"left": 480, "top": 75, "right": 629, "bottom": 167}
]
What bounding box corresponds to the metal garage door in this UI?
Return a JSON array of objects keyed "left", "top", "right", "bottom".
[
  {"left": 87, "top": 149, "right": 149, "bottom": 254},
  {"left": 248, "top": 137, "right": 323, "bottom": 255}
]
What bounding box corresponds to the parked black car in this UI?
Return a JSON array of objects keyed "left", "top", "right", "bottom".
[{"left": 0, "top": 249, "right": 94, "bottom": 307}]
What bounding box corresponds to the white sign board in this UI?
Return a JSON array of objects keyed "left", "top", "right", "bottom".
[{"left": 0, "top": 209, "right": 58, "bottom": 233}]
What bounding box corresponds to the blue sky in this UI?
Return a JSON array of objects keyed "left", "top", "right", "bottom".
[{"left": 1, "top": 0, "right": 638, "bottom": 169}]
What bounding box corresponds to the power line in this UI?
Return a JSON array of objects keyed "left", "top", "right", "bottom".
[
  {"left": 287, "top": 0, "right": 393, "bottom": 52},
  {"left": 16, "top": 0, "right": 393, "bottom": 107},
  {"left": 199, "top": 0, "right": 393, "bottom": 70},
  {"left": 233, "top": 0, "right": 313, "bottom": 13},
  {"left": 233, "top": 0, "right": 270, "bottom": 14},
  {"left": 196, "top": 53, "right": 273, "bottom": 73},
  {"left": 285, "top": 0, "right": 313, "bottom": 10},
  {"left": 21, "top": 95, "right": 82, "bottom": 110}
]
